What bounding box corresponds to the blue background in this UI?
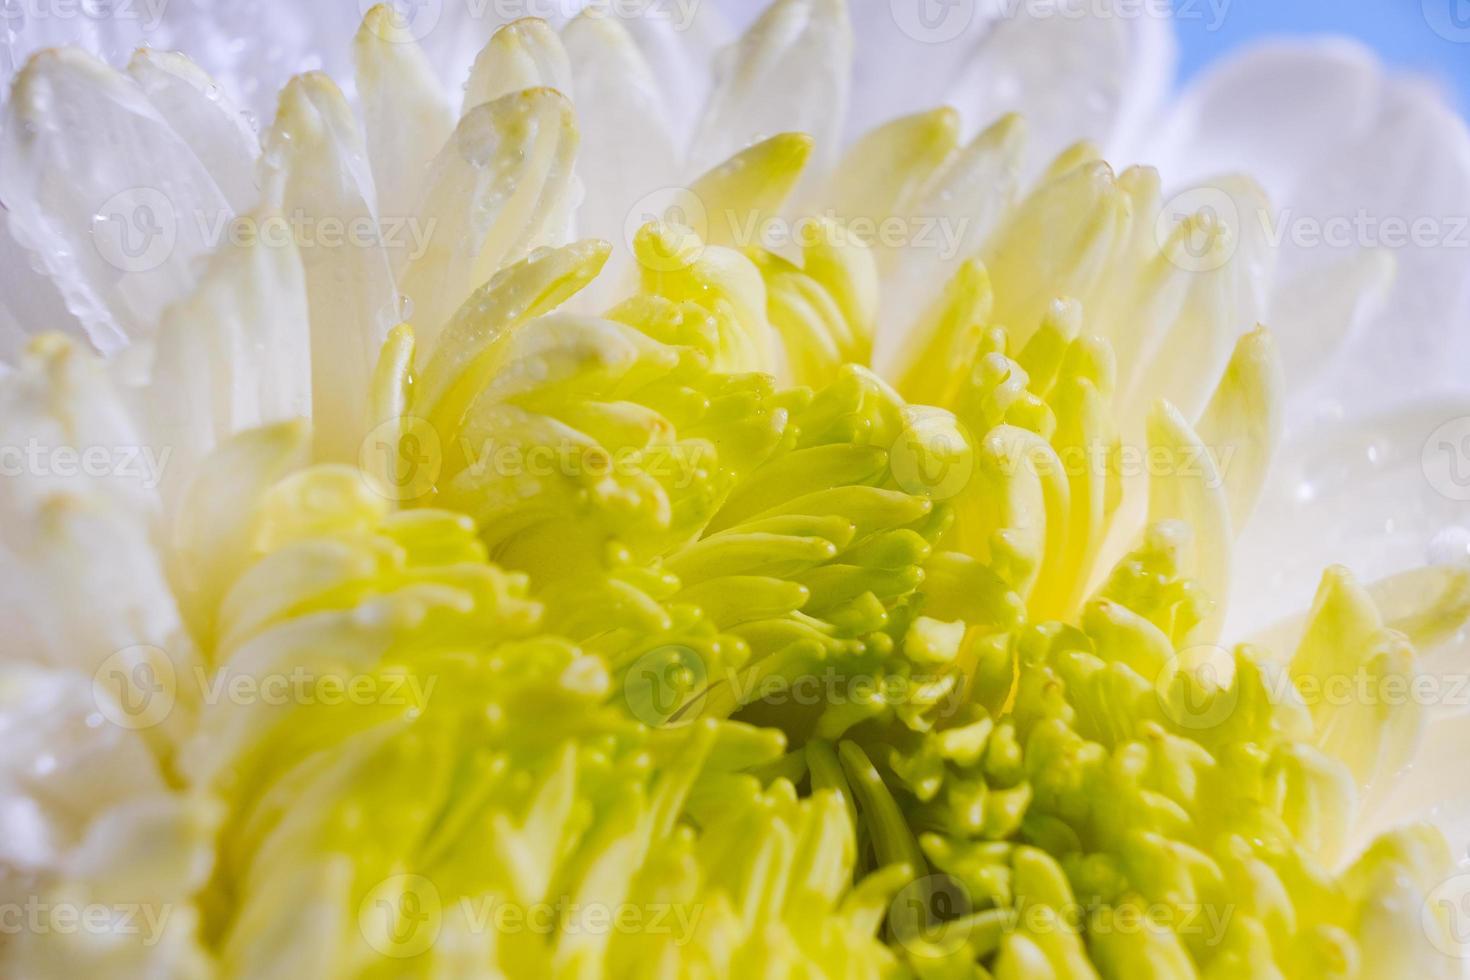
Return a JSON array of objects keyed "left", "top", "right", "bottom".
[{"left": 1174, "top": 0, "right": 1470, "bottom": 111}]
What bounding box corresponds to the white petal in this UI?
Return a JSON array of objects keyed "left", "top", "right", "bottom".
[
  {"left": 260, "top": 73, "right": 399, "bottom": 463},
  {"left": 612, "top": 0, "right": 734, "bottom": 147},
  {"left": 1152, "top": 41, "right": 1470, "bottom": 413},
  {"left": 562, "top": 10, "right": 680, "bottom": 268},
  {"left": 0, "top": 2, "right": 154, "bottom": 91},
  {"left": 690, "top": 0, "right": 852, "bottom": 174},
  {"left": 160, "top": 3, "right": 361, "bottom": 122},
  {"left": 408, "top": 3, "right": 508, "bottom": 105},
  {"left": 1269, "top": 248, "right": 1395, "bottom": 392},
  {"left": 145, "top": 210, "right": 312, "bottom": 504},
  {"left": 62, "top": 792, "right": 217, "bottom": 909},
  {"left": 0, "top": 214, "right": 88, "bottom": 361},
  {"left": 1355, "top": 712, "right": 1470, "bottom": 858},
  {"left": 1231, "top": 399, "right": 1470, "bottom": 635},
  {"left": 1300, "top": 78, "right": 1470, "bottom": 411},
  {"left": 811, "top": 0, "right": 997, "bottom": 138},
  {"left": 408, "top": 2, "right": 600, "bottom": 113},
  {"left": 126, "top": 49, "right": 260, "bottom": 215},
  {"left": 0, "top": 375, "right": 188, "bottom": 695},
  {"left": 947, "top": 0, "right": 1177, "bottom": 179},
  {"left": 1117, "top": 175, "right": 1272, "bottom": 431},
  {"left": 353, "top": 6, "right": 456, "bottom": 241},
  {"left": 0, "top": 336, "right": 159, "bottom": 517},
  {"left": 1362, "top": 565, "right": 1470, "bottom": 704},
  {"left": 0, "top": 495, "right": 186, "bottom": 689},
  {"left": 1196, "top": 326, "right": 1285, "bottom": 530},
  {"left": 0, "top": 49, "right": 231, "bottom": 349},
  {"left": 1146, "top": 40, "right": 1383, "bottom": 200},
  {"left": 0, "top": 661, "right": 211, "bottom": 978},
  {"left": 397, "top": 88, "right": 579, "bottom": 352},
  {"left": 0, "top": 666, "right": 170, "bottom": 862},
  {"left": 464, "top": 17, "right": 572, "bottom": 112}
]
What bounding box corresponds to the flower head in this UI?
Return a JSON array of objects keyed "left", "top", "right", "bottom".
[{"left": 2, "top": 2, "right": 1469, "bottom": 977}]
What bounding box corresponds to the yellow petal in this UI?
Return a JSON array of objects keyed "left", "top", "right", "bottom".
[
  {"left": 1147, "top": 400, "right": 1232, "bottom": 640},
  {"left": 397, "top": 88, "right": 579, "bottom": 349},
  {"left": 1196, "top": 325, "right": 1284, "bottom": 529}
]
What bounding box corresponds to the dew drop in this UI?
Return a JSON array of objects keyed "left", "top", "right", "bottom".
[{"left": 1429, "top": 526, "right": 1470, "bottom": 566}]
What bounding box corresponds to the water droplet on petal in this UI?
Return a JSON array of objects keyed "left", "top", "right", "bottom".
[{"left": 1430, "top": 526, "right": 1470, "bottom": 567}]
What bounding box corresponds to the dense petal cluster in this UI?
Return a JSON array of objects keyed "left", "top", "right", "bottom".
[{"left": 2, "top": 2, "right": 1469, "bottom": 979}]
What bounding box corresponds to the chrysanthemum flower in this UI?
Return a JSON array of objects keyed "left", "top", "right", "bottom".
[{"left": 2, "top": 2, "right": 1469, "bottom": 977}]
